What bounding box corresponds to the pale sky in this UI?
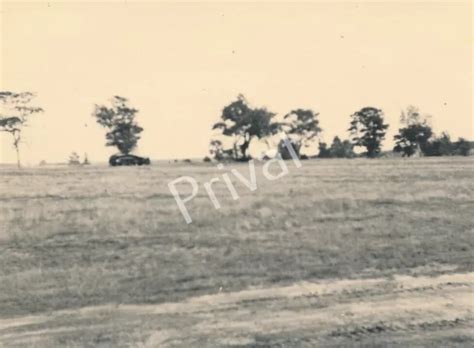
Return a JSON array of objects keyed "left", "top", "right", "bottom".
[{"left": 1, "top": 1, "right": 472, "bottom": 164}]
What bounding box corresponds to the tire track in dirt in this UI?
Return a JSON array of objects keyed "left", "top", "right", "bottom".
[{"left": 0, "top": 272, "right": 472, "bottom": 347}]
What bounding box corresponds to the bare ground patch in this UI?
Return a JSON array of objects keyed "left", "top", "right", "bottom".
[{"left": 0, "top": 272, "right": 472, "bottom": 347}]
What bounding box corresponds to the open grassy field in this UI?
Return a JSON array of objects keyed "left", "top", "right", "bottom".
[{"left": 0, "top": 157, "right": 473, "bottom": 347}]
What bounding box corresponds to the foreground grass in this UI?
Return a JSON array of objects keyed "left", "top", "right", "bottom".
[{"left": 0, "top": 157, "right": 472, "bottom": 320}]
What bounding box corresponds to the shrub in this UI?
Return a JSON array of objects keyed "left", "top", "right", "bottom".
[
  {"left": 453, "top": 138, "right": 472, "bottom": 156},
  {"left": 424, "top": 132, "right": 453, "bottom": 156},
  {"left": 68, "top": 152, "right": 81, "bottom": 166},
  {"left": 329, "top": 136, "right": 354, "bottom": 158},
  {"left": 318, "top": 142, "right": 331, "bottom": 158}
]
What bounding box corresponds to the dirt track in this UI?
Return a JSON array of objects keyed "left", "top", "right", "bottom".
[{"left": 1, "top": 272, "right": 472, "bottom": 347}]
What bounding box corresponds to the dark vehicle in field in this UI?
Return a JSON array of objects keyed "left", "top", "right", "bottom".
[{"left": 109, "top": 154, "right": 151, "bottom": 166}]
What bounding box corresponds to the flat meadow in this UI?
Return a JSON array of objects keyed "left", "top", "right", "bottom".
[{"left": 0, "top": 157, "right": 473, "bottom": 347}]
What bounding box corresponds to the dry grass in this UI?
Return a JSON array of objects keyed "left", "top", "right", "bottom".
[{"left": 0, "top": 157, "right": 473, "bottom": 346}]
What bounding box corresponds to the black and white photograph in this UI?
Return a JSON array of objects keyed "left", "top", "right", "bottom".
[{"left": 0, "top": 1, "right": 473, "bottom": 346}]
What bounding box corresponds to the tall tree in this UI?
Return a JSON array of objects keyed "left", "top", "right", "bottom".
[
  {"left": 93, "top": 96, "right": 143, "bottom": 155},
  {"left": 393, "top": 106, "right": 433, "bottom": 157},
  {"left": 282, "top": 109, "right": 322, "bottom": 157},
  {"left": 349, "top": 107, "right": 388, "bottom": 158},
  {"left": 212, "top": 95, "right": 280, "bottom": 161},
  {"left": 0, "top": 91, "right": 43, "bottom": 168}
]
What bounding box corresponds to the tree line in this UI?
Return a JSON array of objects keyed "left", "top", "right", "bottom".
[
  {"left": 0, "top": 91, "right": 471, "bottom": 168},
  {"left": 210, "top": 95, "right": 472, "bottom": 161},
  {"left": 0, "top": 93, "right": 144, "bottom": 168}
]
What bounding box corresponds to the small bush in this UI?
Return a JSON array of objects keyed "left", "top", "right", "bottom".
[
  {"left": 318, "top": 142, "right": 331, "bottom": 158},
  {"left": 424, "top": 132, "right": 453, "bottom": 156},
  {"left": 68, "top": 152, "right": 81, "bottom": 166},
  {"left": 329, "top": 137, "right": 354, "bottom": 158},
  {"left": 453, "top": 138, "right": 471, "bottom": 156}
]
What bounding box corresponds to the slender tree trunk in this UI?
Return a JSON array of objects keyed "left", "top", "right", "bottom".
[
  {"left": 15, "top": 145, "right": 21, "bottom": 169},
  {"left": 416, "top": 143, "right": 423, "bottom": 157},
  {"left": 232, "top": 142, "right": 239, "bottom": 160},
  {"left": 240, "top": 140, "right": 250, "bottom": 160},
  {"left": 12, "top": 132, "right": 21, "bottom": 169},
  {"left": 367, "top": 149, "right": 375, "bottom": 158},
  {"left": 233, "top": 135, "right": 250, "bottom": 160}
]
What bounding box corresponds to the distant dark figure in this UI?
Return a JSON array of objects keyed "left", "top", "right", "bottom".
[
  {"left": 68, "top": 152, "right": 81, "bottom": 166},
  {"left": 83, "top": 153, "right": 90, "bottom": 165}
]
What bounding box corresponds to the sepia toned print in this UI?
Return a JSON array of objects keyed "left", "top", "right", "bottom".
[{"left": 0, "top": 1, "right": 473, "bottom": 347}]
